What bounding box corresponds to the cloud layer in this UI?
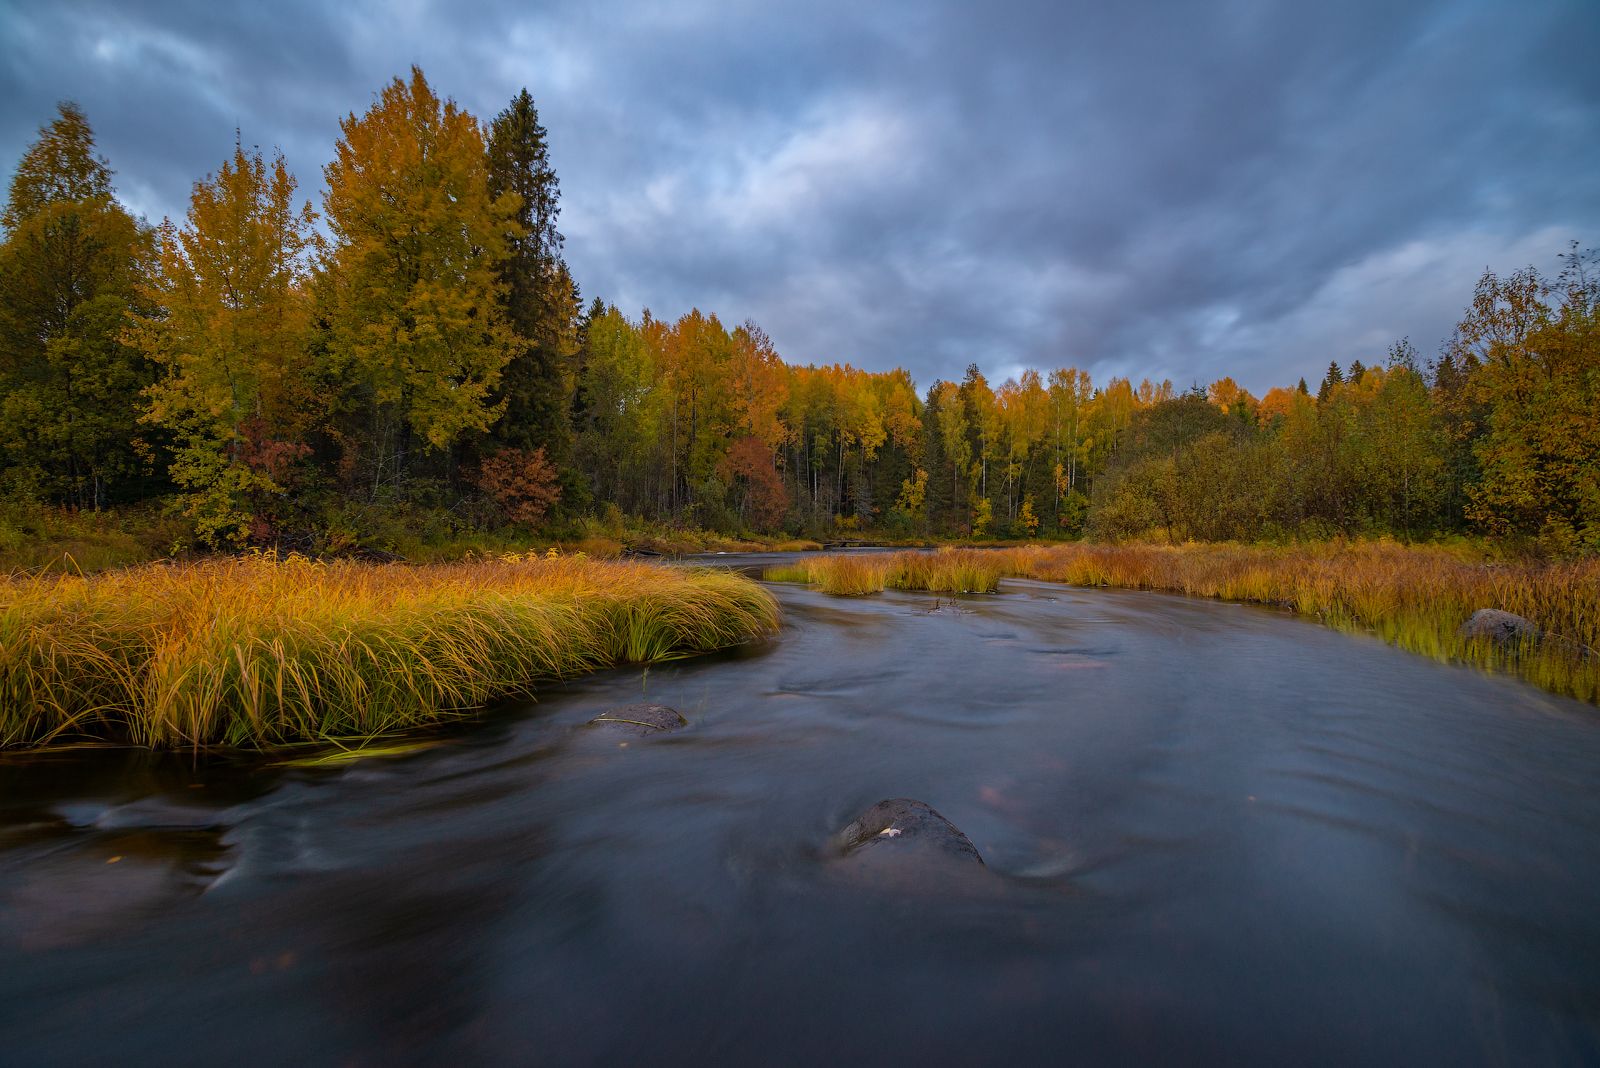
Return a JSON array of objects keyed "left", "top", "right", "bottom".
[{"left": 3, "top": 0, "right": 1596, "bottom": 392}]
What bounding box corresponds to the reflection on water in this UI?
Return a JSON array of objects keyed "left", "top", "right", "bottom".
[{"left": 3, "top": 556, "right": 1599, "bottom": 1065}]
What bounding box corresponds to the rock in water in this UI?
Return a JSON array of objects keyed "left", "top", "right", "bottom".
[
  {"left": 833, "top": 798, "right": 985, "bottom": 867},
  {"left": 1459, "top": 609, "right": 1540, "bottom": 644},
  {"left": 587, "top": 703, "right": 688, "bottom": 736}
]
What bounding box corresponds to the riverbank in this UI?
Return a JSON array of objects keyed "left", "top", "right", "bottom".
[
  {"left": 0, "top": 502, "right": 826, "bottom": 575},
  {"left": 0, "top": 552, "right": 779, "bottom": 749},
  {"left": 768, "top": 543, "right": 1599, "bottom": 704}
]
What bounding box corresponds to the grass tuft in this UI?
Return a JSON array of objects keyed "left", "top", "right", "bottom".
[
  {"left": 765, "top": 548, "right": 1003, "bottom": 596},
  {"left": 0, "top": 552, "right": 778, "bottom": 749}
]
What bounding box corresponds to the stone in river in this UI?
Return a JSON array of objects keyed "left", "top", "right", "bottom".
[
  {"left": 587, "top": 703, "right": 688, "bottom": 736},
  {"left": 832, "top": 798, "right": 985, "bottom": 868},
  {"left": 1458, "top": 608, "right": 1540, "bottom": 644}
]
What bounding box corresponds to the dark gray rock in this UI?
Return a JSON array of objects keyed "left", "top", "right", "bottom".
[
  {"left": 587, "top": 703, "right": 688, "bottom": 736},
  {"left": 1459, "top": 608, "right": 1540, "bottom": 644},
  {"left": 832, "top": 798, "right": 985, "bottom": 867}
]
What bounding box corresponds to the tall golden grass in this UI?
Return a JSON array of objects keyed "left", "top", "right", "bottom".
[
  {"left": 765, "top": 548, "right": 1004, "bottom": 595},
  {"left": 768, "top": 542, "right": 1598, "bottom": 703},
  {"left": 0, "top": 552, "right": 779, "bottom": 749},
  {"left": 1015, "top": 542, "right": 1600, "bottom": 703}
]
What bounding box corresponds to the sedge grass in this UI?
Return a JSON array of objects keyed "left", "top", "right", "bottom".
[
  {"left": 767, "top": 541, "right": 1598, "bottom": 704},
  {"left": 0, "top": 552, "right": 778, "bottom": 749},
  {"left": 1000, "top": 542, "right": 1598, "bottom": 704},
  {"left": 766, "top": 554, "right": 889, "bottom": 595},
  {"left": 765, "top": 548, "right": 1004, "bottom": 596}
]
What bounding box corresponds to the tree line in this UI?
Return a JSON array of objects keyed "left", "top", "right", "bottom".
[{"left": 1, "top": 69, "right": 1595, "bottom": 552}]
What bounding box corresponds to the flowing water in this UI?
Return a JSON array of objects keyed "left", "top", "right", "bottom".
[{"left": 3, "top": 554, "right": 1599, "bottom": 1065}]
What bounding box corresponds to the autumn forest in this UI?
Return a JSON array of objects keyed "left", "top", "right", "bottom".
[{"left": 2, "top": 68, "right": 1596, "bottom": 557}]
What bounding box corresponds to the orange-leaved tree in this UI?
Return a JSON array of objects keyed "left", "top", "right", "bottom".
[{"left": 719, "top": 435, "right": 788, "bottom": 531}]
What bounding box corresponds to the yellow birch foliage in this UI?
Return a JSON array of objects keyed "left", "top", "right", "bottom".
[
  {"left": 130, "top": 143, "right": 319, "bottom": 544},
  {"left": 319, "top": 67, "right": 519, "bottom": 451}
]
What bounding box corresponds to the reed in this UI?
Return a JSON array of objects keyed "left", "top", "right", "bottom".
[
  {"left": 0, "top": 552, "right": 779, "bottom": 749},
  {"left": 996, "top": 542, "right": 1599, "bottom": 704}
]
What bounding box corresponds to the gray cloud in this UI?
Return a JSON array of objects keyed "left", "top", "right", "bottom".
[{"left": 3, "top": 0, "right": 1596, "bottom": 394}]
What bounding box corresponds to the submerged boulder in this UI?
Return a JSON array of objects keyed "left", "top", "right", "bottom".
[
  {"left": 587, "top": 703, "right": 688, "bottom": 736},
  {"left": 832, "top": 798, "right": 985, "bottom": 868},
  {"left": 1459, "top": 608, "right": 1540, "bottom": 644}
]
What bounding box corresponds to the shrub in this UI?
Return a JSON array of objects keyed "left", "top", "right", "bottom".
[{"left": 475, "top": 447, "right": 561, "bottom": 526}]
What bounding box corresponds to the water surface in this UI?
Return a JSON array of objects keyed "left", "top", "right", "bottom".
[{"left": 3, "top": 555, "right": 1598, "bottom": 1065}]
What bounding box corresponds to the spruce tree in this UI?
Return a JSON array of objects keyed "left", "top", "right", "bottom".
[
  {"left": 486, "top": 89, "right": 576, "bottom": 469},
  {"left": 1317, "top": 360, "right": 1344, "bottom": 402}
]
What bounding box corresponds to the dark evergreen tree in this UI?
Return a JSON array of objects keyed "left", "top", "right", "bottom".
[
  {"left": 920, "top": 382, "right": 951, "bottom": 527},
  {"left": 570, "top": 294, "right": 608, "bottom": 428},
  {"left": 486, "top": 89, "right": 575, "bottom": 470},
  {"left": 1317, "top": 360, "right": 1344, "bottom": 402}
]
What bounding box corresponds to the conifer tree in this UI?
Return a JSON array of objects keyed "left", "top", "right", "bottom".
[
  {"left": 486, "top": 89, "right": 577, "bottom": 468},
  {"left": 1317, "top": 360, "right": 1344, "bottom": 402}
]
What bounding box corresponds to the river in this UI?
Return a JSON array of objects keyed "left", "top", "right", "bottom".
[{"left": 3, "top": 554, "right": 1598, "bottom": 1065}]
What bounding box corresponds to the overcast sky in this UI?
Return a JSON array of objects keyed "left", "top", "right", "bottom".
[{"left": 3, "top": 0, "right": 1596, "bottom": 393}]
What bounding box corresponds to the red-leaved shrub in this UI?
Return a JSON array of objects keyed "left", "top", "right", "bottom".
[{"left": 476, "top": 447, "right": 561, "bottom": 526}]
